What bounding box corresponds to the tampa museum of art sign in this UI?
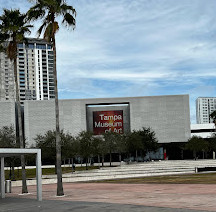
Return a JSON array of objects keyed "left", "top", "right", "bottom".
[{"left": 93, "top": 110, "right": 124, "bottom": 135}]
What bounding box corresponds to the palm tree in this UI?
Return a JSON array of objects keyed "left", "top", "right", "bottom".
[
  {"left": 0, "top": 9, "right": 33, "bottom": 193},
  {"left": 27, "top": 0, "right": 76, "bottom": 196},
  {"left": 210, "top": 111, "right": 216, "bottom": 130}
]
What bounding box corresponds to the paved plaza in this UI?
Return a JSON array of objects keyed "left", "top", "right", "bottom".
[{"left": 1, "top": 183, "right": 216, "bottom": 212}]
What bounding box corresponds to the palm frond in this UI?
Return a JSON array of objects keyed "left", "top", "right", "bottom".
[
  {"left": 28, "top": 0, "right": 76, "bottom": 39},
  {"left": 62, "top": 13, "right": 76, "bottom": 29},
  {"left": 0, "top": 45, "right": 6, "bottom": 53},
  {"left": 44, "top": 21, "right": 59, "bottom": 41},
  {"left": 27, "top": 4, "right": 46, "bottom": 21},
  {"left": 0, "top": 33, "right": 9, "bottom": 42},
  {"left": 0, "top": 9, "right": 32, "bottom": 59},
  {"left": 60, "top": 3, "right": 76, "bottom": 16},
  {"left": 37, "top": 19, "right": 49, "bottom": 37},
  {"left": 0, "top": 33, "right": 9, "bottom": 53},
  {"left": 22, "top": 37, "right": 30, "bottom": 47}
]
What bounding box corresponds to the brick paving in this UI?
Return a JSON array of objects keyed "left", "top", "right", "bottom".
[{"left": 3, "top": 183, "right": 216, "bottom": 211}]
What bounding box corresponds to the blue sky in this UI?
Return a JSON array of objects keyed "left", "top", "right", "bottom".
[{"left": 1, "top": 0, "right": 216, "bottom": 123}]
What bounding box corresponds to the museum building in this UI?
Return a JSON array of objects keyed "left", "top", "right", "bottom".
[
  {"left": 21, "top": 94, "right": 190, "bottom": 147},
  {"left": 0, "top": 94, "right": 190, "bottom": 158}
]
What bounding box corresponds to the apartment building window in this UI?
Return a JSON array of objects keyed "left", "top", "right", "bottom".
[
  {"left": 27, "top": 44, "right": 34, "bottom": 49},
  {"left": 17, "top": 43, "right": 24, "bottom": 48},
  {"left": 36, "top": 44, "right": 46, "bottom": 49}
]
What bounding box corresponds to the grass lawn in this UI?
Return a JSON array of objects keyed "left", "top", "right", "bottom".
[
  {"left": 5, "top": 166, "right": 99, "bottom": 180},
  {"left": 92, "top": 173, "right": 216, "bottom": 184}
]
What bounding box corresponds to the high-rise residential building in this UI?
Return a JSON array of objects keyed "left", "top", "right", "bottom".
[
  {"left": 196, "top": 97, "right": 216, "bottom": 124},
  {"left": 0, "top": 38, "right": 55, "bottom": 104}
]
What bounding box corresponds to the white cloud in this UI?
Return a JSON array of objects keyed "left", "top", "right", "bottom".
[{"left": 1, "top": 0, "right": 216, "bottom": 123}]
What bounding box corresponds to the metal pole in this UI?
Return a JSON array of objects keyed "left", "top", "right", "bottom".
[
  {"left": 36, "top": 150, "right": 42, "bottom": 201},
  {"left": 0, "top": 157, "right": 5, "bottom": 198}
]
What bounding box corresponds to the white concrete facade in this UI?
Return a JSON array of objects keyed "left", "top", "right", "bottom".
[
  {"left": 0, "top": 101, "right": 16, "bottom": 129},
  {"left": 24, "top": 94, "right": 191, "bottom": 147}
]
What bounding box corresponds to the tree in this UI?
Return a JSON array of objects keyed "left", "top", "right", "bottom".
[
  {"left": 115, "top": 134, "right": 127, "bottom": 162},
  {"left": 92, "top": 135, "right": 104, "bottom": 168},
  {"left": 61, "top": 133, "right": 79, "bottom": 172},
  {"left": 126, "top": 127, "right": 158, "bottom": 162},
  {"left": 0, "top": 126, "right": 17, "bottom": 148},
  {"left": 35, "top": 130, "right": 56, "bottom": 165},
  {"left": 126, "top": 130, "right": 142, "bottom": 162},
  {"left": 27, "top": 0, "right": 76, "bottom": 196},
  {"left": 78, "top": 131, "right": 93, "bottom": 170},
  {"left": 210, "top": 111, "right": 216, "bottom": 128},
  {"left": 0, "top": 9, "right": 33, "bottom": 193},
  {"left": 103, "top": 131, "right": 119, "bottom": 167},
  {"left": 208, "top": 134, "right": 216, "bottom": 156},
  {"left": 138, "top": 127, "right": 158, "bottom": 153},
  {"left": 0, "top": 125, "right": 18, "bottom": 180},
  {"left": 35, "top": 130, "right": 78, "bottom": 168},
  {"left": 186, "top": 136, "right": 209, "bottom": 159}
]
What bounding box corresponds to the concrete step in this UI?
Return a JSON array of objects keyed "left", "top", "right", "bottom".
[{"left": 10, "top": 160, "right": 216, "bottom": 187}]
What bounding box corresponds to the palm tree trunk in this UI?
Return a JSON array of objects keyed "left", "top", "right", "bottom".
[
  {"left": 53, "top": 38, "right": 64, "bottom": 196},
  {"left": 14, "top": 56, "right": 28, "bottom": 193}
]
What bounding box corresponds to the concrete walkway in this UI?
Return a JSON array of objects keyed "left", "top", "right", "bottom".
[
  {"left": 2, "top": 183, "right": 216, "bottom": 212},
  {"left": 2, "top": 160, "right": 216, "bottom": 211},
  {"left": 0, "top": 197, "right": 211, "bottom": 212}
]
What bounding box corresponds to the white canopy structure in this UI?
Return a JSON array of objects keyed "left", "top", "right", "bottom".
[{"left": 0, "top": 148, "right": 42, "bottom": 201}]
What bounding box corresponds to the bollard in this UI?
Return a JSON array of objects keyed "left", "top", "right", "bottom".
[{"left": 5, "top": 180, "right": 11, "bottom": 193}]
